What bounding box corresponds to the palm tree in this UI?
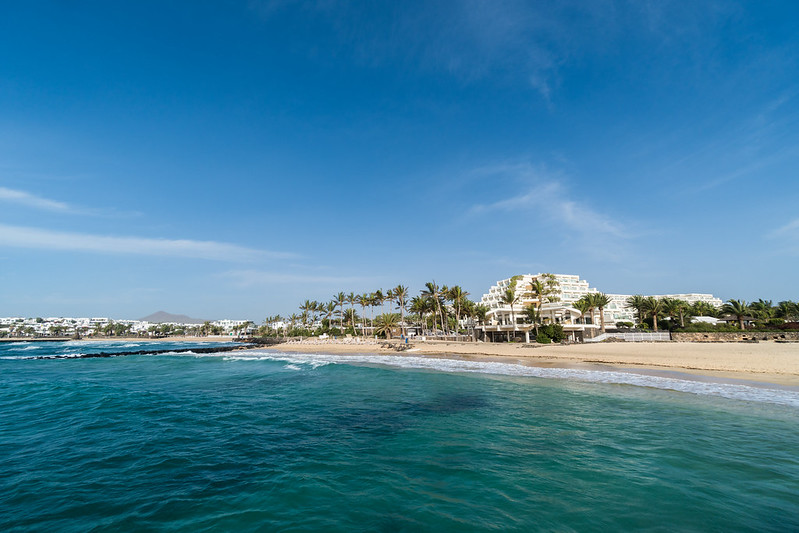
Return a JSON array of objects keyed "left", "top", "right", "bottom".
[
  {"left": 357, "top": 293, "right": 370, "bottom": 336},
  {"left": 592, "top": 292, "right": 612, "bottom": 333},
  {"left": 300, "top": 300, "right": 313, "bottom": 328},
  {"left": 499, "top": 288, "right": 520, "bottom": 340},
  {"left": 776, "top": 300, "right": 799, "bottom": 322},
  {"left": 691, "top": 300, "right": 719, "bottom": 318},
  {"left": 473, "top": 304, "right": 489, "bottom": 326},
  {"left": 374, "top": 289, "right": 385, "bottom": 317},
  {"left": 421, "top": 282, "right": 446, "bottom": 335},
  {"left": 721, "top": 299, "right": 750, "bottom": 330},
  {"left": 572, "top": 298, "right": 592, "bottom": 325},
  {"left": 673, "top": 299, "right": 690, "bottom": 328},
  {"left": 576, "top": 294, "right": 596, "bottom": 325},
  {"left": 374, "top": 313, "right": 400, "bottom": 339},
  {"left": 448, "top": 285, "right": 469, "bottom": 336},
  {"left": 334, "top": 292, "right": 346, "bottom": 330},
  {"left": 625, "top": 295, "right": 647, "bottom": 326},
  {"left": 749, "top": 299, "right": 774, "bottom": 321},
  {"left": 347, "top": 292, "right": 357, "bottom": 329},
  {"left": 643, "top": 296, "right": 664, "bottom": 332},
  {"left": 343, "top": 308, "right": 359, "bottom": 331},
  {"left": 288, "top": 313, "right": 300, "bottom": 334},
  {"left": 523, "top": 303, "right": 542, "bottom": 336},
  {"left": 322, "top": 302, "right": 335, "bottom": 328},
  {"left": 393, "top": 285, "right": 409, "bottom": 337},
  {"left": 409, "top": 295, "right": 429, "bottom": 334}
]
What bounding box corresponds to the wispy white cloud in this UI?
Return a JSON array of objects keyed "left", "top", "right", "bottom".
[
  {"left": 463, "top": 160, "right": 634, "bottom": 262},
  {"left": 770, "top": 218, "right": 799, "bottom": 238},
  {"left": 469, "top": 164, "right": 628, "bottom": 239},
  {"left": 0, "top": 186, "right": 141, "bottom": 217},
  {"left": 224, "top": 269, "right": 370, "bottom": 286},
  {"left": 0, "top": 224, "right": 295, "bottom": 262},
  {"left": 0, "top": 187, "right": 73, "bottom": 212},
  {"left": 767, "top": 218, "right": 799, "bottom": 256}
]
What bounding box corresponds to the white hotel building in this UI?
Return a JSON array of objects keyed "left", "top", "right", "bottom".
[{"left": 479, "top": 273, "right": 722, "bottom": 342}]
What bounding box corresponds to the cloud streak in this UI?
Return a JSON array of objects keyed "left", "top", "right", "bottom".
[
  {"left": 0, "top": 187, "right": 73, "bottom": 212},
  {"left": 0, "top": 224, "right": 295, "bottom": 262},
  {"left": 224, "top": 269, "right": 371, "bottom": 286},
  {"left": 469, "top": 165, "right": 628, "bottom": 239},
  {"left": 771, "top": 218, "right": 799, "bottom": 237}
]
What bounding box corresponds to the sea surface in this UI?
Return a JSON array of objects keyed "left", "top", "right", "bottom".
[{"left": 2, "top": 341, "right": 798, "bottom": 532}]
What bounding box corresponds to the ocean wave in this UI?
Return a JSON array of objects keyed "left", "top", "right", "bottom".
[{"left": 232, "top": 351, "right": 799, "bottom": 408}]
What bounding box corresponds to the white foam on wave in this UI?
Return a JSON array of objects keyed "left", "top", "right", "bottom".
[{"left": 230, "top": 350, "right": 799, "bottom": 408}]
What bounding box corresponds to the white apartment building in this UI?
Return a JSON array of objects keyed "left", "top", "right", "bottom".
[{"left": 478, "top": 273, "right": 723, "bottom": 341}]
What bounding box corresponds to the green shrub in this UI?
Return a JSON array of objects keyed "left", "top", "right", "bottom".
[
  {"left": 536, "top": 332, "right": 552, "bottom": 344},
  {"left": 538, "top": 323, "right": 565, "bottom": 342}
]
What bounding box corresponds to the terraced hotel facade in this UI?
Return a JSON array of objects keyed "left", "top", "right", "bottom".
[{"left": 479, "top": 273, "right": 722, "bottom": 342}]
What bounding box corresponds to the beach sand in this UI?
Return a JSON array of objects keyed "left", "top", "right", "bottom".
[{"left": 264, "top": 339, "right": 799, "bottom": 387}]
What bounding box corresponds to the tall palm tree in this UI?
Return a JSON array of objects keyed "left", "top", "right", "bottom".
[
  {"left": 347, "top": 292, "right": 357, "bottom": 328},
  {"left": 499, "top": 288, "right": 520, "bottom": 340},
  {"left": 643, "top": 296, "right": 664, "bottom": 332},
  {"left": 576, "top": 294, "right": 596, "bottom": 325},
  {"left": 357, "top": 293, "right": 370, "bottom": 336},
  {"left": 721, "top": 299, "right": 750, "bottom": 330},
  {"left": 523, "top": 303, "right": 542, "bottom": 336},
  {"left": 374, "top": 289, "right": 385, "bottom": 318},
  {"left": 527, "top": 279, "right": 546, "bottom": 308},
  {"left": 674, "top": 299, "right": 690, "bottom": 328},
  {"left": 334, "top": 292, "right": 346, "bottom": 330},
  {"left": 409, "top": 295, "right": 428, "bottom": 334},
  {"left": 288, "top": 313, "right": 300, "bottom": 334},
  {"left": 448, "top": 285, "right": 469, "bottom": 335},
  {"left": 300, "top": 300, "right": 313, "bottom": 328},
  {"left": 592, "top": 292, "right": 612, "bottom": 333},
  {"left": 393, "top": 285, "right": 409, "bottom": 337},
  {"left": 421, "top": 282, "right": 446, "bottom": 335}
]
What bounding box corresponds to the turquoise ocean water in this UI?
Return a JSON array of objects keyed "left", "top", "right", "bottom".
[{"left": 2, "top": 341, "right": 798, "bottom": 531}]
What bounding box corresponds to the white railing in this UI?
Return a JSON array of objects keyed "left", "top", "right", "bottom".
[{"left": 585, "top": 332, "right": 671, "bottom": 342}]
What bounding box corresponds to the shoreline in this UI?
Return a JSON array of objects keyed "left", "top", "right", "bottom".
[
  {"left": 4, "top": 336, "right": 797, "bottom": 389},
  {"left": 254, "top": 340, "right": 799, "bottom": 388}
]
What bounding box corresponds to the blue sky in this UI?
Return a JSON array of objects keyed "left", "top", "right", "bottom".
[{"left": 1, "top": 1, "right": 798, "bottom": 320}]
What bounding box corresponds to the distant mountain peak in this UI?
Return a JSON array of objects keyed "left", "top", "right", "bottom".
[{"left": 138, "top": 311, "right": 209, "bottom": 324}]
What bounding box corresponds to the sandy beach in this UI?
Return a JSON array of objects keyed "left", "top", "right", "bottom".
[{"left": 265, "top": 339, "right": 799, "bottom": 387}]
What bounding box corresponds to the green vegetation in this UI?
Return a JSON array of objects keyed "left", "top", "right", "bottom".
[{"left": 262, "top": 278, "right": 798, "bottom": 342}]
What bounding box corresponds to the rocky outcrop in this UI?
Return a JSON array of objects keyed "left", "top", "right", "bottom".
[{"left": 672, "top": 331, "right": 799, "bottom": 342}]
